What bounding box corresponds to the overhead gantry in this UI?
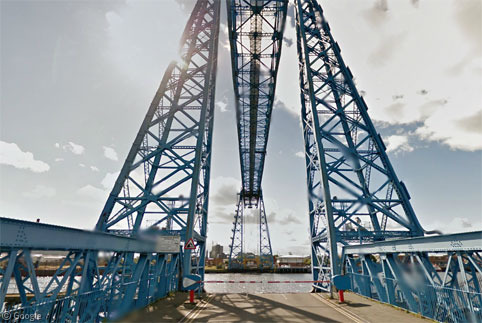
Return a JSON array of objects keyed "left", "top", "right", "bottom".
[{"left": 227, "top": 0, "right": 288, "bottom": 270}]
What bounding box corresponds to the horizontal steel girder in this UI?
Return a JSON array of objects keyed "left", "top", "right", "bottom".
[
  {"left": 312, "top": 230, "right": 412, "bottom": 243},
  {"left": 343, "top": 231, "right": 482, "bottom": 254},
  {"left": 228, "top": 0, "right": 287, "bottom": 198},
  {"left": 0, "top": 217, "right": 180, "bottom": 253}
]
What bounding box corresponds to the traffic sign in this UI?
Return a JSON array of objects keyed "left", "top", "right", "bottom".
[
  {"left": 333, "top": 275, "right": 351, "bottom": 291},
  {"left": 183, "top": 274, "right": 201, "bottom": 290},
  {"left": 184, "top": 238, "right": 196, "bottom": 250}
]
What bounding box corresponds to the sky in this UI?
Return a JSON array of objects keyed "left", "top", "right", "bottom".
[{"left": 1, "top": 0, "right": 481, "bottom": 255}]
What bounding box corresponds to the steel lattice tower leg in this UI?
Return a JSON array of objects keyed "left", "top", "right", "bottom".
[
  {"left": 0, "top": 2, "right": 220, "bottom": 312},
  {"left": 228, "top": 194, "right": 244, "bottom": 269},
  {"left": 258, "top": 195, "right": 274, "bottom": 269},
  {"left": 228, "top": 193, "right": 274, "bottom": 270},
  {"left": 295, "top": 0, "right": 425, "bottom": 292},
  {"left": 91, "top": 0, "right": 220, "bottom": 285}
]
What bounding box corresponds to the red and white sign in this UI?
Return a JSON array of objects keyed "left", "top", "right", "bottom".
[
  {"left": 201, "top": 280, "right": 329, "bottom": 284},
  {"left": 184, "top": 238, "right": 196, "bottom": 250},
  {"left": 181, "top": 280, "right": 330, "bottom": 284}
]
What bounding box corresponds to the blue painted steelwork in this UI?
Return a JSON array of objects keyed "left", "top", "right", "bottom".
[
  {"left": 226, "top": 0, "right": 287, "bottom": 270},
  {"left": 0, "top": 218, "right": 180, "bottom": 253},
  {"left": 94, "top": 0, "right": 220, "bottom": 283},
  {"left": 0, "top": 218, "right": 180, "bottom": 321},
  {"left": 0, "top": 1, "right": 479, "bottom": 321},
  {"left": 0, "top": 0, "right": 220, "bottom": 320},
  {"left": 227, "top": 0, "right": 287, "bottom": 201},
  {"left": 294, "top": 0, "right": 425, "bottom": 292},
  {"left": 2, "top": 270, "right": 178, "bottom": 323},
  {"left": 228, "top": 193, "right": 245, "bottom": 268},
  {"left": 343, "top": 231, "right": 482, "bottom": 322},
  {"left": 228, "top": 192, "right": 273, "bottom": 269}
]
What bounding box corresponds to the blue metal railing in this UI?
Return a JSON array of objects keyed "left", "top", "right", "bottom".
[
  {"left": 1, "top": 274, "right": 179, "bottom": 322},
  {"left": 348, "top": 273, "right": 482, "bottom": 323}
]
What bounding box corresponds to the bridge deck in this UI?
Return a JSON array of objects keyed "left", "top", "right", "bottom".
[{"left": 122, "top": 292, "right": 429, "bottom": 322}]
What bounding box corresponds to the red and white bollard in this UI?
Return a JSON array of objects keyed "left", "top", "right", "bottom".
[
  {"left": 338, "top": 290, "right": 345, "bottom": 303},
  {"left": 189, "top": 290, "right": 195, "bottom": 304}
]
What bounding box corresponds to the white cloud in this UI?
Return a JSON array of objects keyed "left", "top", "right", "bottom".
[
  {"left": 54, "top": 158, "right": 64, "bottom": 162},
  {"left": 77, "top": 171, "right": 121, "bottom": 202},
  {"left": 215, "top": 101, "right": 228, "bottom": 112},
  {"left": 79, "top": 163, "right": 86, "bottom": 168},
  {"left": 104, "top": 1, "right": 184, "bottom": 88},
  {"left": 210, "top": 176, "right": 241, "bottom": 206},
  {"left": 61, "top": 141, "right": 85, "bottom": 155},
  {"left": 103, "top": 146, "right": 119, "bottom": 161},
  {"left": 385, "top": 135, "right": 414, "bottom": 154},
  {"left": 23, "top": 185, "right": 56, "bottom": 198},
  {"left": 0, "top": 141, "right": 50, "bottom": 173},
  {"left": 54, "top": 143, "right": 60, "bottom": 148},
  {"left": 101, "top": 171, "right": 120, "bottom": 189},
  {"left": 431, "top": 217, "right": 482, "bottom": 234},
  {"left": 416, "top": 109, "right": 482, "bottom": 151},
  {"left": 295, "top": 151, "right": 304, "bottom": 158},
  {"left": 77, "top": 185, "right": 108, "bottom": 201},
  {"left": 292, "top": 0, "right": 482, "bottom": 151},
  {"left": 278, "top": 213, "right": 302, "bottom": 225}
]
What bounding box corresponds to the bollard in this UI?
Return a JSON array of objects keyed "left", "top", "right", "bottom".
[
  {"left": 189, "top": 290, "right": 195, "bottom": 304},
  {"left": 338, "top": 290, "right": 344, "bottom": 303}
]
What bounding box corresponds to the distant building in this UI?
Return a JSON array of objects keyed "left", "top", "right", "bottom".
[
  {"left": 209, "top": 244, "right": 225, "bottom": 259},
  {"left": 277, "top": 255, "right": 309, "bottom": 268},
  {"left": 429, "top": 255, "right": 449, "bottom": 271},
  {"left": 205, "top": 257, "right": 225, "bottom": 267}
]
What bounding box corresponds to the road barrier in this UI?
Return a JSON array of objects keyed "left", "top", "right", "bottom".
[{"left": 197, "top": 280, "right": 330, "bottom": 284}]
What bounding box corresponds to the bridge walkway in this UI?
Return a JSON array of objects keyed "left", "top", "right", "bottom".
[{"left": 122, "top": 292, "right": 431, "bottom": 322}]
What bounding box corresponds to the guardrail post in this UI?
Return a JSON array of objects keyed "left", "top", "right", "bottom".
[{"left": 189, "top": 290, "right": 195, "bottom": 304}]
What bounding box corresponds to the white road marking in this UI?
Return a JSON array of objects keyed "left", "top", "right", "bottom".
[
  {"left": 312, "top": 293, "right": 370, "bottom": 323},
  {"left": 179, "top": 294, "right": 214, "bottom": 323}
]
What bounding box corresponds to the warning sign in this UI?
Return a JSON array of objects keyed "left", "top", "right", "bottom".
[{"left": 184, "top": 238, "right": 196, "bottom": 250}]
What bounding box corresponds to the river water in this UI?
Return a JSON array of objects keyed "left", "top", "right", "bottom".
[
  {"left": 204, "top": 273, "right": 313, "bottom": 293},
  {"left": 7, "top": 273, "right": 313, "bottom": 294}
]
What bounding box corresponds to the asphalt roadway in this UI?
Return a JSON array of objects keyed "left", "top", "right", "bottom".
[{"left": 122, "top": 292, "right": 431, "bottom": 322}]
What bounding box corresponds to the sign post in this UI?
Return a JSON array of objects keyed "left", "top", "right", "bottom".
[
  {"left": 333, "top": 275, "right": 350, "bottom": 303},
  {"left": 189, "top": 290, "right": 195, "bottom": 304},
  {"left": 183, "top": 274, "right": 201, "bottom": 304}
]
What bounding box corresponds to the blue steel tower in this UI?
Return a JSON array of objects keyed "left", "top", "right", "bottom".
[
  {"left": 294, "top": 0, "right": 424, "bottom": 291},
  {"left": 0, "top": 2, "right": 220, "bottom": 319},
  {"left": 226, "top": 0, "right": 288, "bottom": 270},
  {"left": 94, "top": 0, "right": 220, "bottom": 283}
]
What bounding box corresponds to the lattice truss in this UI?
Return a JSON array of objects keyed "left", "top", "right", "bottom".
[
  {"left": 228, "top": 194, "right": 245, "bottom": 268},
  {"left": 0, "top": 3, "right": 220, "bottom": 316},
  {"left": 95, "top": 0, "right": 220, "bottom": 277},
  {"left": 295, "top": 0, "right": 425, "bottom": 290},
  {"left": 346, "top": 250, "right": 482, "bottom": 322},
  {"left": 0, "top": 247, "right": 179, "bottom": 320},
  {"left": 258, "top": 197, "right": 274, "bottom": 267},
  {"left": 227, "top": 0, "right": 287, "bottom": 202},
  {"left": 228, "top": 193, "right": 273, "bottom": 269},
  {"left": 226, "top": 0, "right": 287, "bottom": 269}
]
